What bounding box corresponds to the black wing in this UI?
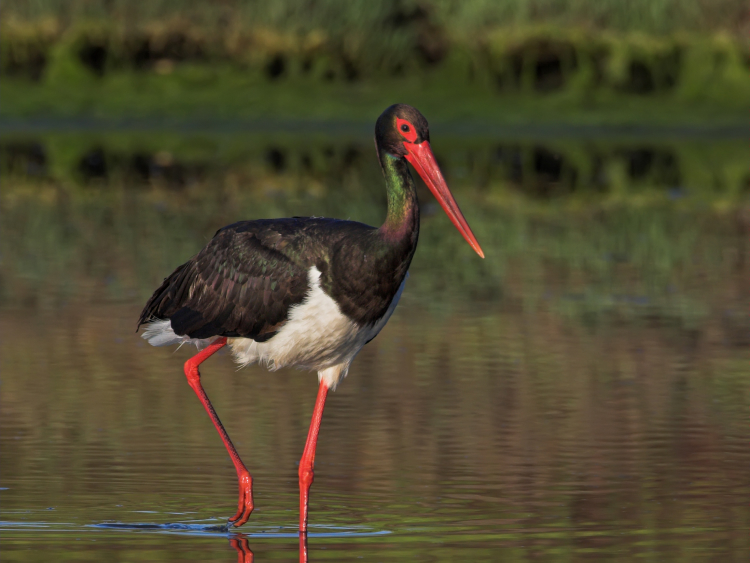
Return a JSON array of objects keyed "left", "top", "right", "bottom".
[{"left": 137, "top": 219, "right": 323, "bottom": 341}]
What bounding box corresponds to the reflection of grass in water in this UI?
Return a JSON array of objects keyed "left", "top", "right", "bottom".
[
  {"left": 4, "top": 130, "right": 744, "bottom": 334},
  {"left": 3, "top": 172, "right": 745, "bottom": 333},
  {"left": 4, "top": 130, "right": 748, "bottom": 196},
  {"left": 3, "top": 66, "right": 748, "bottom": 124}
]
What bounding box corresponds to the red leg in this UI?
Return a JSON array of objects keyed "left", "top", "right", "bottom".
[
  {"left": 298, "top": 381, "right": 329, "bottom": 532},
  {"left": 183, "top": 337, "right": 254, "bottom": 527}
]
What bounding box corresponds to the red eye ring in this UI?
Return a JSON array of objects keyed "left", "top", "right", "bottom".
[{"left": 396, "top": 118, "right": 418, "bottom": 143}]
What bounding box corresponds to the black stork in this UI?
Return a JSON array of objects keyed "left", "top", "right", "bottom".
[{"left": 137, "top": 104, "right": 484, "bottom": 533}]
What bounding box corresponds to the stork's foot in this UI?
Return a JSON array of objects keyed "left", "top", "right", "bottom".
[{"left": 228, "top": 471, "right": 254, "bottom": 527}]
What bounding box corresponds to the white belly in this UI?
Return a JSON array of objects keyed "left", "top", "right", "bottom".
[
  {"left": 229, "top": 266, "right": 405, "bottom": 388},
  {"left": 141, "top": 266, "right": 406, "bottom": 389}
]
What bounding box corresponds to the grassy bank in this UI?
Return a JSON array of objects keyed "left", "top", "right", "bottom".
[{"left": 2, "top": 1, "right": 749, "bottom": 123}]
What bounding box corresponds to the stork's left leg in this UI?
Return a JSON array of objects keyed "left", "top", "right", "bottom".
[
  {"left": 183, "top": 337, "right": 254, "bottom": 527},
  {"left": 298, "top": 381, "right": 329, "bottom": 533}
]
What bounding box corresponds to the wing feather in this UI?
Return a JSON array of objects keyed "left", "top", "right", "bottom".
[
  {"left": 138, "top": 220, "right": 314, "bottom": 341},
  {"left": 138, "top": 217, "right": 383, "bottom": 341}
]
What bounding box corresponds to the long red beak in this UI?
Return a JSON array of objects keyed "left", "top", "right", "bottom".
[{"left": 404, "top": 141, "right": 484, "bottom": 258}]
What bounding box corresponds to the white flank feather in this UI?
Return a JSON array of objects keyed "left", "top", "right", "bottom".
[{"left": 141, "top": 319, "right": 216, "bottom": 350}]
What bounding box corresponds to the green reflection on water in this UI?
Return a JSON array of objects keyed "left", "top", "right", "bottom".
[{"left": 1, "top": 130, "right": 748, "bottom": 561}]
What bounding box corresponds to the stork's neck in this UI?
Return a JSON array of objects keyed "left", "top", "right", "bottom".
[{"left": 378, "top": 153, "right": 419, "bottom": 242}]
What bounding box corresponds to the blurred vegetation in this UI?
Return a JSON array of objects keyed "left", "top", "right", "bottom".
[
  {"left": 3, "top": 130, "right": 748, "bottom": 196},
  {"left": 1, "top": 0, "right": 749, "bottom": 121},
  {"left": 3, "top": 0, "right": 748, "bottom": 34},
  {"left": 2, "top": 131, "right": 748, "bottom": 337}
]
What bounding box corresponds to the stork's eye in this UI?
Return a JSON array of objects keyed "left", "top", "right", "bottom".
[{"left": 396, "top": 117, "right": 418, "bottom": 142}]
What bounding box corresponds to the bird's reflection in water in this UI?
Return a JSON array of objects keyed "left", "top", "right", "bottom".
[
  {"left": 228, "top": 533, "right": 309, "bottom": 563},
  {"left": 229, "top": 536, "right": 254, "bottom": 563}
]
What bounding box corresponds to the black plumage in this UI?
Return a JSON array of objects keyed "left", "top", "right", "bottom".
[{"left": 137, "top": 216, "right": 417, "bottom": 340}]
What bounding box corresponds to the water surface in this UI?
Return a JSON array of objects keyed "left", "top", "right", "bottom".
[{"left": 2, "top": 128, "right": 748, "bottom": 561}]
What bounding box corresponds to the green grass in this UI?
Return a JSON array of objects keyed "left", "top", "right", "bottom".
[
  {"left": 2, "top": 2, "right": 749, "bottom": 123},
  {"left": 3, "top": 0, "right": 748, "bottom": 36}
]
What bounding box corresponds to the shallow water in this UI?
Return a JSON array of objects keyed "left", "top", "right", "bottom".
[{"left": 2, "top": 128, "right": 749, "bottom": 561}]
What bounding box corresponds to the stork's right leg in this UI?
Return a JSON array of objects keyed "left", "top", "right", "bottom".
[
  {"left": 298, "top": 381, "right": 329, "bottom": 533},
  {"left": 184, "top": 337, "right": 254, "bottom": 527}
]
